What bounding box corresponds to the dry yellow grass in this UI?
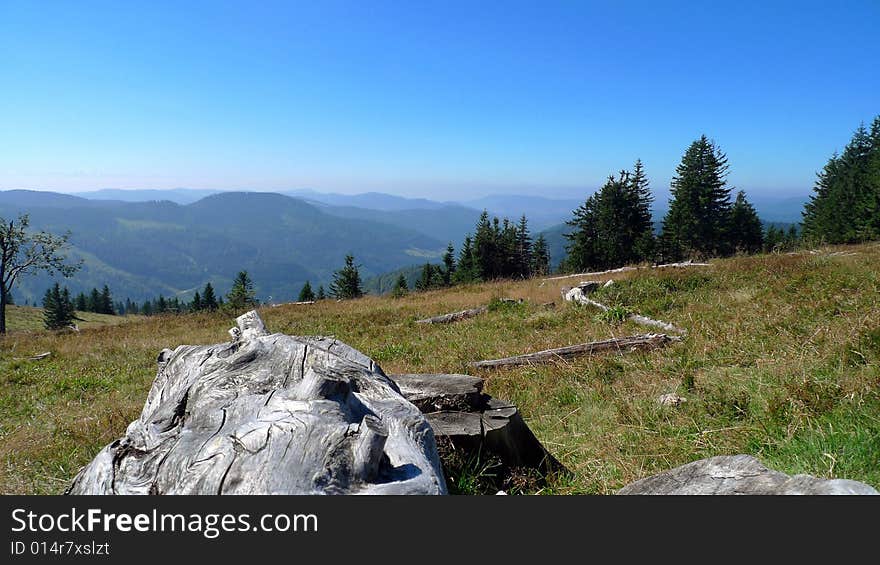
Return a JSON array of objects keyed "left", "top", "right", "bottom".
[{"left": 2, "top": 243, "right": 879, "bottom": 494}]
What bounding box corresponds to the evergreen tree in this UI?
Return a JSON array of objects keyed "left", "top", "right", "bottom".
[
  {"left": 156, "top": 295, "right": 167, "bottom": 313},
  {"left": 786, "top": 225, "right": 800, "bottom": 249},
  {"left": 441, "top": 242, "right": 456, "bottom": 286},
  {"left": 729, "top": 191, "right": 764, "bottom": 253},
  {"left": 802, "top": 116, "right": 880, "bottom": 243},
  {"left": 43, "top": 283, "right": 75, "bottom": 330},
  {"left": 565, "top": 166, "right": 655, "bottom": 271},
  {"left": 88, "top": 287, "right": 101, "bottom": 313},
  {"left": 454, "top": 235, "right": 477, "bottom": 284},
  {"left": 660, "top": 136, "right": 734, "bottom": 260},
  {"left": 565, "top": 192, "right": 602, "bottom": 270},
  {"left": 473, "top": 210, "right": 497, "bottom": 280},
  {"left": 316, "top": 285, "right": 326, "bottom": 300},
  {"left": 141, "top": 300, "right": 153, "bottom": 316},
  {"left": 628, "top": 159, "right": 656, "bottom": 259},
  {"left": 499, "top": 217, "right": 519, "bottom": 277},
  {"left": 415, "top": 263, "right": 442, "bottom": 291},
  {"left": 515, "top": 215, "right": 533, "bottom": 278},
  {"left": 75, "top": 292, "right": 87, "bottom": 312},
  {"left": 329, "top": 255, "right": 363, "bottom": 299},
  {"left": 191, "top": 291, "right": 202, "bottom": 312},
  {"left": 202, "top": 283, "right": 218, "bottom": 310},
  {"left": 100, "top": 285, "right": 115, "bottom": 315},
  {"left": 532, "top": 233, "right": 550, "bottom": 276},
  {"left": 227, "top": 271, "right": 257, "bottom": 310},
  {"left": 298, "top": 280, "right": 316, "bottom": 302},
  {"left": 391, "top": 273, "right": 409, "bottom": 298}
]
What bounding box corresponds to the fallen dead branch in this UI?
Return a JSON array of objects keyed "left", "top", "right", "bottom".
[
  {"left": 469, "top": 333, "right": 681, "bottom": 369},
  {"left": 416, "top": 306, "right": 488, "bottom": 325},
  {"left": 543, "top": 266, "right": 637, "bottom": 281},
  {"left": 563, "top": 285, "right": 688, "bottom": 334},
  {"left": 543, "top": 260, "right": 710, "bottom": 282},
  {"left": 14, "top": 351, "right": 52, "bottom": 361}
]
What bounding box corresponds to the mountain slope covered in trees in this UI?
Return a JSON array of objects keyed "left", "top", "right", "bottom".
[{"left": 0, "top": 190, "right": 445, "bottom": 304}]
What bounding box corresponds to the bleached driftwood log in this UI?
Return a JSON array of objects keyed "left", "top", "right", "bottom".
[
  {"left": 14, "top": 351, "right": 52, "bottom": 361},
  {"left": 66, "top": 310, "right": 447, "bottom": 495},
  {"left": 469, "top": 333, "right": 681, "bottom": 369},
  {"left": 543, "top": 260, "right": 711, "bottom": 282},
  {"left": 416, "top": 306, "right": 488, "bottom": 325},
  {"left": 563, "top": 285, "right": 687, "bottom": 335},
  {"left": 652, "top": 260, "right": 711, "bottom": 268}
]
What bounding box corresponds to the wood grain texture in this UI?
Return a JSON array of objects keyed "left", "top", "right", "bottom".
[{"left": 66, "top": 311, "right": 447, "bottom": 495}]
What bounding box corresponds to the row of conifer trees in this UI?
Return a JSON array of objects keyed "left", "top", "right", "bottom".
[
  {"left": 42, "top": 116, "right": 880, "bottom": 318},
  {"left": 562, "top": 137, "right": 766, "bottom": 273}
]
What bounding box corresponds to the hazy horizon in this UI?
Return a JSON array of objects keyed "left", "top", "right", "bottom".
[{"left": 2, "top": 2, "right": 876, "bottom": 201}]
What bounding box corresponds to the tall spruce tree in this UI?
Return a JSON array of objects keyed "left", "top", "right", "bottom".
[
  {"left": 515, "top": 215, "right": 533, "bottom": 278},
  {"left": 316, "top": 285, "right": 326, "bottom": 300},
  {"left": 391, "top": 274, "right": 409, "bottom": 298},
  {"left": 43, "top": 283, "right": 75, "bottom": 330},
  {"left": 88, "top": 288, "right": 101, "bottom": 313},
  {"left": 565, "top": 166, "right": 655, "bottom": 271},
  {"left": 415, "top": 263, "right": 442, "bottom": 291},
  {"left": 729, "top": 191, "right": 764, "bottom": 253},
  {"left": 802, "top": 116, "right": 880, "bottom": 243},
  {"left": 298, "top": 280, "right": 316, "bottom": 302},
  {"left": 531, "top": 233, "right": 550, "bottom": 276},
  {"left": 329, "top": 255, "right": 363, "bottom": 299},
  {"left": 628, "top": 159, "right": 656, "bottom": 259},
  {"left": 454, "top": 235, "right": 477, "bottom": 284},
  {"left": 190, "top": 291, "right": 202, "bottom": 312},
  {"left": 660, "top": 136, "right": 734, "bottom": 260},
  {"left": 565, "top": 192, "right": 602, "bottom": 271},
  {"left": 227, "top": 271, "right": 257, "bottom": 310},
  {"left": 100, "top": 285, "right": 115, "bottom": 315},
  {"left": 441, "top": 243, "right": 456, "bottom": 286},
  {"left": 202, "top": 282, "right": 218, "bottom": 310}
]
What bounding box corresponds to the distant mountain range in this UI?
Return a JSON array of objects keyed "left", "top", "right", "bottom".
[{"left": 1, "top": 187, "right": 810, "bottom": 302}]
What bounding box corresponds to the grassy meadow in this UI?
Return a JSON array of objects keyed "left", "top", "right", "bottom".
[{"left": 1, "top": 244, "right": 879, "bottom": 494}]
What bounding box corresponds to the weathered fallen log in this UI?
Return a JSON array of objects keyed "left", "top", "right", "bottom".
[
  {"left": 653, "top": 260, "right": 711, "bottom": 268},
  {"left": 66, "top": 310, "right": 447, "bottom": 495},
  {"left": 563, "top": 285, "right": 687, "bottom": 335},
  {"left": 415, "top": 306, "right": 488, "bottom": 325},
  {"left": 273, "top": 300, "right": 315, "bottom": 307},
  {"left": 543, "top": 266, "right": 637, "bottom": 281},
  {"left": 14, "top": 351, "right": 52, "bottom": 361},
  {"left": 469, "top": 333, "right": 681, "bottom": 369},
  {"left": 543, "top": 260, "right": 711, "bottom": 282}
]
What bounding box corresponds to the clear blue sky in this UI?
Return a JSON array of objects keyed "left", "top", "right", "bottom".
[{"left": 1, "top": 0, "right": 877, "bottom": 200}]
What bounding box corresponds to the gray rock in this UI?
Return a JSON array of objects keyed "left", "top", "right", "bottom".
[
  {"left": 67, "top": 311, "right": 447, "bottom": 495},
  {"left": 617, "top": 454, "right": 878, "bottom": 495}
]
